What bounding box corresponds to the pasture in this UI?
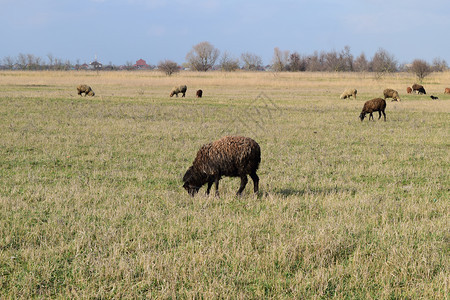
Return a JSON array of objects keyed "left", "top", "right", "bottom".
[{"left": 0, "top": 70, "right": 448, "bottom": 298}]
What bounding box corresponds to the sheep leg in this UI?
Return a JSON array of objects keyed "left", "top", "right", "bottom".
[
  {"left": 382, "top": 110, "right": 386, "bottom": 121},
  {"left": 182, "top": 92, "right": 186, "bottom": 97},
  {"left": 214, "top": 177, "right": 220, "bottom": 196},
  {"left": 369, "top": 113, "right": 374, "bottom": 121},
  {"left": 378, "top": 111, "right": 382, "bottom": 120},
  {"left": 206, "top": 181, "right": 213, "bottom": 195},
  {"left": 250, "top": 172, "right": 259, "bottom": 193},
  {"left": 237, "top": 175, "right": 248, "bottom": 195}
]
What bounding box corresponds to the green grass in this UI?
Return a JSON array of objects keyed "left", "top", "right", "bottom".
[{"left": 0, "top": 71, "right": 448, "bottom": 298}]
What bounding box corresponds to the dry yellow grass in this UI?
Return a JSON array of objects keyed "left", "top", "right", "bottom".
[{"left": 0, "top": 70, "right": 448, "bottom": 298}]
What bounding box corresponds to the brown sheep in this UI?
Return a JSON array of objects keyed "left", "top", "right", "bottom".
[
  {"left": 170, "top": 85, "right": 187, "bottom": 97},
  {"left": 183, "top": 136, "right": 261, "bottom": 196},
  {"left": 406, "top": 87, "right": 412, "bottom": 94},
  {"left": 340, "top": 88, "right": 357, "bottom": 99},
  {"left": 383, "top": 88, "right": 401, "bottom": 101},
  {"left": 412, "top": 83, "right": 426, "bottom": 94},
  {"left": 196, "top": 89, "right": 203, "bottom": 98},
  {"left": 444, "top": 88, "right": 450, "bottom": 94},
  {"left": 359, "top": 98, "right": 386, "bottom": 122},
  {"left": 77, "top": 84, "right": 95, "bottom": 96}
]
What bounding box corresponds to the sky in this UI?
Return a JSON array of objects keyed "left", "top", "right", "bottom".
[{"left": 1, "top": 0, "right": 449, "bottom": 66}]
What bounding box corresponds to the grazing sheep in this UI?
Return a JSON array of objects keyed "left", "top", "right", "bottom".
[
  {"left": 383, "top": 88, "right": 401, "bottom": 101},
  {"left": 340, "top": 88, "right": 357, "bottom": 99},
  {"left": 77, "top": 84, "right": 95, "bottom": 96},
  {"left": 196, "top": 89, "right": 203, "bottom": 98},
  {"left": 359, "top": 98, "right": 386, "bottom": 122},
  {"left": 183, "top": 136, "right": 261, "bottom": 196},
  {"left": 412, "top": 83, "right": 426, "bottom": 94},
  {"left": 170, "top": 85, "right": 187, "bottom": 97},
  {"left": 406, "top": 87, "right": 412, "bottom": 94},
  {"left": 444, "top": 88, "right": 450, "bottom": 94},
  {"left": 430, "top": 95, "right": 439, "bottom": 100}
]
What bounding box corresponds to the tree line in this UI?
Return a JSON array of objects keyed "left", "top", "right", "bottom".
[
  {"left": 2, "top": 42, "right": 448, "bottom": 82},
  {"left": 181, "top": 42, "right": 447, "bottom": 73}
]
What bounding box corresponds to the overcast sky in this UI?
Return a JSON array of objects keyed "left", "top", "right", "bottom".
[{"left": 1, "top": 0, "right": 449, "bottom": 66}]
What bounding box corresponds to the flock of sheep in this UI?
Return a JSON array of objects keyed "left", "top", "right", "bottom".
[
  {"left": 76, "top": 82, "right": 448, "bottom": 196},
  {"left": 340, "top": 83, "right": 449, "bottom": 122},
  {"left": 77, "top": 84, "right": 203, "bottom": 98}
]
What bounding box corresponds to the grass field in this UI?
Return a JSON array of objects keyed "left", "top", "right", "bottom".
[{"left": 0, "top": 70, "right": 448, "bottom": 298}]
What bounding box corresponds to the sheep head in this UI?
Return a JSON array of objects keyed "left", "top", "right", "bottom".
[{"left": 182, "top": 166, "right": 203, "bottom": 196}]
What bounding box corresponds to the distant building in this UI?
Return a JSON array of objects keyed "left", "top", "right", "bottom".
[
  {"left": 133, "top": 59, "right": 151, "bottom": 69},
  {"left": 90, "top": 60, "right": 102, "bottom": 70}
]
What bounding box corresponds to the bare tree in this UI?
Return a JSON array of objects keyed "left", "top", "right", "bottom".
[
  {"left": 353, "top": 52, "right": 369, "bottom": 72},
  {"left": 54, "top": 58, "right": 65, "bottom": 70},
  {"left": 158, "top": 59, "right": 180, "bottom": 76},
  {"left": 47, "top": 53, "right": 55, "bottom": 69},
  {"left": 17, "top": 53, "right": 27, "bottom": 69},
  {"left": 340, "top": 46, "right": 353, "bottom": 71},
  {"left": 271, "top": 47, "right": 289, "bottom": 72},
  {"left": 123, "top": 61, "right": 134, "bottom": 71},
  {"left": 432, "top": 57, "right": 448, "bottom": 72},
  {"left": 3, "top": 56, "right": 15, "bottom": 69},
  {"left": 26, "top": 54, "right": 41, "bottom": 70},
  {"left": 305, "top": 51, "right": 325, "bottom": 72},
  {"left": 288, "top": 52, "right": 305, "bottom": 71},
  {"left": 186, "top": 41, "right": 220, "bottom": 71},
  {"left": 370, "top": 48, "right": 397, "bottom": 78},
  {"left": 219, "top": 51, "right": 240, "bottom": 71},
  {"left": 410, "top": 59, "right": 431, "bottom": 82},
  {"left": 324, "top": 50, "right": 340, "bottom": 72},
  {"left": 240, "top": 52, "right": 263, "bottom": 71}
]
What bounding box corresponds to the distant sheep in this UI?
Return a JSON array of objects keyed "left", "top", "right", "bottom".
[
  {"left": 77, "top": 84, "right": 95, "bottom": 96},
  {"left": 359, "top": 98, "right": 386, "bottom": 122},
  {"left": 406, "top": 87, "right": 412, "bottom": 94},
  {"left": 196, "top": 89, "right": 203, "bottom": 98},
  {"left": 170, "top": 85, "right": 187, "bottom": 97},
  {"left": 383, "top": 88, "right": 401, "bottom": 101},
  {"left": 183, "top": 136, "right": 261, "bottom": 196},
  {"left": 412, "top": 83, "right": 426, "bottom": 94},
  {"left": 445, "top": 88, "right": 450, "bottom": 94},
  {"left": 340, "top": 88, "right": 357, "bottom": 99},
  {"left": 430, "top": 95, "right": 439, "bottom": 100}
]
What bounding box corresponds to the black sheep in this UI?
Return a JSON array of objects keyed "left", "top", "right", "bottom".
[
  {"left": 359, "top": 98, "right": 386, "bottom": 122},
  {"left": 412, "top": 83, "right": 426, "bottom": 95},
  {"left": 196, "top": 89, "right": 203, "bottom": 98},
  {"left": 183, "top": 136, "right": 261, "bottom": 196}
]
